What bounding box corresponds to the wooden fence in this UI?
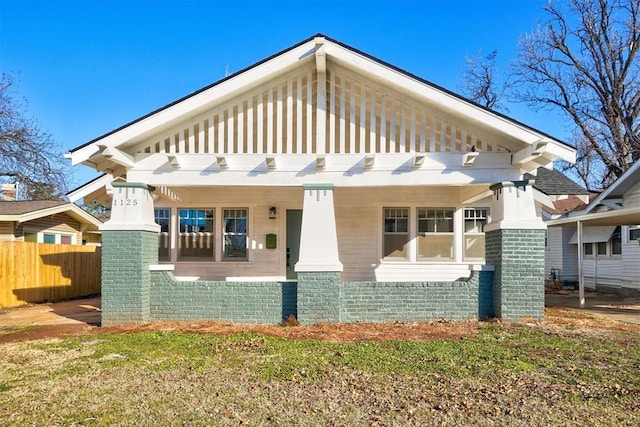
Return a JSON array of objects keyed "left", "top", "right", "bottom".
[{"left": 0, "top": 241, "right": 101, "bottom": 309}]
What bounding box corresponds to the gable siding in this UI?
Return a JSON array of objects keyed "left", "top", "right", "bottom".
[
  {"left": 0, "top": 222, "right": 16, "bottom": 241},
  {"left": 20, "top": 213, "right": 83, "bottom": 243},
  {"left": 132, "top": 63, "right": 508, "bottom": 158}
]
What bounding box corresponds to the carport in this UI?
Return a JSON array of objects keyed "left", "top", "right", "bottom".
[{"left": 548, "top": 207, "right": 640, "bottom": 307}]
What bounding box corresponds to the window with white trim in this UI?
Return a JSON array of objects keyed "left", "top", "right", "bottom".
[
  {"left": 223, "top": 209, "right": 248, "bottom": 261},
  {"left": 611, "top": 226, "right": 622, "bottom": 255},
  {"left": 383, "top": 208, "right": 409, "bottom": 259},
  {"left": 584, "top": 243, "right": 593, "bottom": 256},
  {"left": 178, "top": 208, "right": 214, "bottom": 260},
  {"left": 464, "top": 208, "right": 489, "bottom": 260},
  {"left": 154, "top": 208, "right": 171, "bottom": 261},
  {"left": 26, "top": 232, "right": 75, "bottom": 244},
  {"left": 417, "top": 208, "right": 454, "bottom": 260}
]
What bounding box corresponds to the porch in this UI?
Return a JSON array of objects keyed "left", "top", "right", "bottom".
[{"left": 150, "top": 185, "right": 495, "bottom": 283}]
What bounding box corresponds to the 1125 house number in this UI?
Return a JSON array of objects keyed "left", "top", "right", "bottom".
[{"left": 113, "top": 199, "right": 139, "bottom": 206}]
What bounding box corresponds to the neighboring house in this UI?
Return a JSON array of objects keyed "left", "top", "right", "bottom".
[
  {"left": 525, "top": 167, "right": 591, "bottom": 286},
  {"left": 0, "top": 200, "right": 102, "bottom": 245},
  {"left": 65, "top": 35, "right": 577, "bottom": 325},
  {"left": 548, "top": 162, "right": 640, "bottom": 297}
]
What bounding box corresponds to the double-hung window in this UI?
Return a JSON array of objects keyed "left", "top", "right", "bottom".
[
  {"left": 223, "top": 209, "right": 248, "bottom": 261},
  {"left": 417, "top": 208, "right": 454, "bottom": 260},
  {"left": 464, "top": 208, "right": 489, "bottom": 260},
  {"left": 383, "top": 208, "right": 409, "bottom": 258},
  {"left": 178, "top": 208, "right": 214, "bottom": 260}
]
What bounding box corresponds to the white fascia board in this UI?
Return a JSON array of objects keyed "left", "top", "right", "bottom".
[
  {"left": 67, "top": 174, "right": 115, "bottom": 203},
  {"left": 533, "top": 189, "right": 555, "bottom": 210},
  {"left": 15, "top": 204, "right": 102, "bottom": 228},
  {"left": 548, "top": 206, "right": 640, "bottom": 226},
  {"left": 323, "top": 41, "right": 563, "bottom": 147},
  {"left": 583, "top": 160, "right": 640, "bottom": 214},
  {"left": 69, "top": 40, "right": 318, "bottom": 166},
  {"left": 127, "top": 152, "right": 521, "bottom": 187}
]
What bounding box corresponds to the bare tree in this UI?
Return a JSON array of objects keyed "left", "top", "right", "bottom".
[
  {"left": 460, "top": 49, "right": 510, "bottom": 112},
  {"left": 0, "top": 74, "right": 69, "bottom": 200},
  {"left": 511, "top": 0, "right": 640, "bottom": 191}
]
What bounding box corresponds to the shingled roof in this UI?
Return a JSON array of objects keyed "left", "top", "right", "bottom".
[
  {"left": 0, "top": 200, "right": 102, "bottom": 229},
  {"left": 527, "top": 167, "right": 589, "bottom": 196},
  {"left": 0, "top": 200, "right": 68, "bottom": 215}
]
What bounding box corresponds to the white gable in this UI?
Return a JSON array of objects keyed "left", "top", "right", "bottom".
[{"left": 67, "top": 35, "right": 575, "bottom": 182}]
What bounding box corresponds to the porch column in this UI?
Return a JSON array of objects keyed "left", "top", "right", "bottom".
[
  {"left": 100, "top": 182, "right": 159, "bottom": 325},
  {"left": 295, "top": 183, "right": 343, "bottom": 324},
  {"left": 484, "top": 180, "right": 546, "bottom": 320}
]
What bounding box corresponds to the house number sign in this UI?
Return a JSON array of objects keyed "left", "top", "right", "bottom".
[{"left": 113, "top": 198, "right": 139, "bottom": 207}]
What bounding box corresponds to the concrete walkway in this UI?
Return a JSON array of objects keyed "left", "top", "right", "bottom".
[{"left": 545, "top": 291, "right": 640, "bottom": 325}]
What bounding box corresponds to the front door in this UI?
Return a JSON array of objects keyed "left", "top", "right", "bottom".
[{"left": 286, "top": 209, "right": 302, "bottom": 280}]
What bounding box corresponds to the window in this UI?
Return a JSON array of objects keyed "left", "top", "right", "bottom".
[
  {"left": 629, "top": 226, "right": 640, "bottom": 241},
  {"left": 596, "top": 241, "right": 607, "bottom": 255},
  {"left": 60, "top": 235, "right": 72, "bottom": 245},
  {"left": 24, "top": 233, "right": 37, "bottom": 243},
  {"left": 178, "top": 209, "right": 214, "bottom": 259},
  {"left": 383, "top": 208, "right": 409, "bottom": 258},
  {"left": 155, "top": 209, "right": 171, "bottom": 261},
  {"left": 417, "top": 208, "right": 454, "bottom": 260},
  {"left": 43, "top": 234, "right": 56, "bottom": 244},
  {"left": 463, "top": 208, "right": 488, "bottom": 260},
  {"left": 611, "top": 226, "right": 622, "bottom": 255},
  {"left": 584, "top": 243, "right": 593, "bottom": 256},
  {"left": 223, "top": 209, "right": 248, "bottom": 260}
]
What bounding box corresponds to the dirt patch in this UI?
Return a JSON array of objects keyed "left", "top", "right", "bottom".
[
  {"left": 94, "top": 319, "right": 480, "bottom": 343},
  {"left": 0, "top": 324, "right": 94, "bottom": 343},
  {"left": 2, "top": 295, "right": 639, "bottom": 344}
]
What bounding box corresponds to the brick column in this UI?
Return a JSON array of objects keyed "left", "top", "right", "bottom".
[
  {"left": 295, "top": 184, "right": 343, "bottom": 324},
  {"left": 485, "top": 180, "right": 546, "bottom": 320},
  {"left": 100, "top": 182, "right": 159, "bottom": 325}
]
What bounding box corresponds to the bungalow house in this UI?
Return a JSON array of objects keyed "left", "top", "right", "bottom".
[
  {"left": 547, "top": 161, "right": 640, "bottom": 300},
  {"left": 0, "top": 200, "right": 102, "bottom": 245},
  {"left": 65, "top": 35, "right": 576, "bottom": 325}
]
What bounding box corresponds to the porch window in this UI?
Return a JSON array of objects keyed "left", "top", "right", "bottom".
[
  {"left": 154, "top": 209, "right": 171, "bottom": 261},
  {"left": 43, "top": 233, "right": 56, "bottom": 244},
  {"left": 383, "top": 208, "right": 409, "bottom": 258},
  {"left": 178, "top": 208, "right": 214, "bottom": 260},
  {"left": 463, "top": 207, "right": 489, "bottom": 260},
  {"left": 417, "top": 208, "right": 454, "bottom": 260},
  {"left": 223, "top": 209, "right": 248, "bottom": 261}
]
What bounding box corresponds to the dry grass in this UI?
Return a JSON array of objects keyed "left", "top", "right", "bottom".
[{"left": 0, "top": 310, "right": 639, "bottom": 426}]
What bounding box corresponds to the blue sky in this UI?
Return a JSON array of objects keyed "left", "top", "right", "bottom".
[{"left": 1, "top": 0, "right": 567, "bottom": 187}]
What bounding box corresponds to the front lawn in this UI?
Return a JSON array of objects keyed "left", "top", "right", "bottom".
[{"left": 1, "top": 312, "right": 638, "bottom": 426}]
